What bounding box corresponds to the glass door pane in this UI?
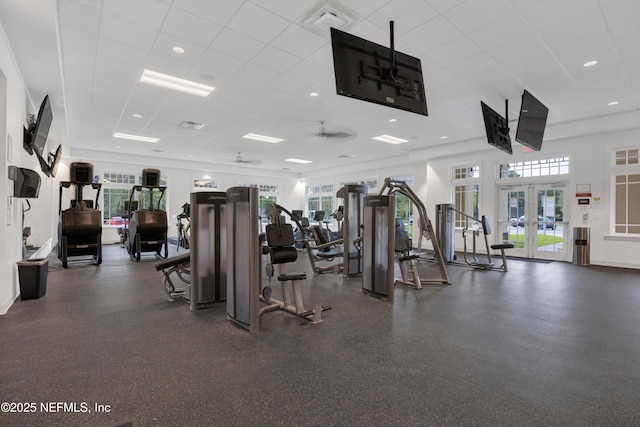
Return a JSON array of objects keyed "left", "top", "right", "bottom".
[{"left": 533, "top": 184, "right": 567, "bottom": 260}]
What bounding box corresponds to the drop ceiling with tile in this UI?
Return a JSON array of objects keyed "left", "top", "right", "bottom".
[{"left": 2, "top": 0, "right": 639, "bottom": 174}]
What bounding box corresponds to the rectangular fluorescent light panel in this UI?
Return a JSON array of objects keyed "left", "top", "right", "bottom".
[
  {"left": 242, "top": 133, "right": 284, "bottom": 143},
  {"left": 285, "top": 158, "right": 313, "bottom": 164},
  {"left": 372, "top": 134, "right": 409, "bottom": 144},
  {"left": 113, "top": 132, "right": 159, "bottom": 143},
  {"left": 140, "top": 69, "right": 215, "bottom": 97}
]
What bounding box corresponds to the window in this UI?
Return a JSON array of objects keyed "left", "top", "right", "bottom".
[
  {"left": 102, "top": 171, "right": 168, "bottom": 225},
  {"left": 614, "top": 148, "right": 640, "bottom": 234},
  {"left": 306, "top": 183, "right": 334, "bottom": 220},
  {"left": 452, "top": 166, "right": 480, "bottom": 228},
  {"left": 499, "top": 157, "right": 569, "bottom": 178},
  {"left": 193, "top": 178, "right": 218, "bottom": 189}
]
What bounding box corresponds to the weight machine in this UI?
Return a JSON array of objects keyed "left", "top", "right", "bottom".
[
  {"left": 336, "top": 184, "right": 366, "bottom": 277},
  {"left": 57, "top": 162, "right": 102, "bottom": 268},
  {"left": 370, "top": 178, "right": 450, "bottom": 288},
  {"left": 441, "top": 205, "right": 514, "bottom": 272}
]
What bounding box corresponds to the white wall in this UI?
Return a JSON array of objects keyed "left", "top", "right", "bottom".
[{"left": 0, "top": 21, "right": 55, "bottom": 314}]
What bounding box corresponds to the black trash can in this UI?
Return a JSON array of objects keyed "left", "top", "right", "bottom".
[{"left": 17, "top": 258, "right": 48, "bottom": 300}]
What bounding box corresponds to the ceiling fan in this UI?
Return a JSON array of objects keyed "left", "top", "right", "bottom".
[
  {"left": 317, "top": 120, "right": 356, "bottom": 140},
  {"left": 234, "top": 152, "right": 262, "bottom": 165}
]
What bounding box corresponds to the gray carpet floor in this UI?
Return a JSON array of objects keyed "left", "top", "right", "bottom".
[{"left": 1, "top": 244, "right": 639, "bottom": 426}]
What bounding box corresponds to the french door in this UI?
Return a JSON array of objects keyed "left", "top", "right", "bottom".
[{"left": 497, "top": 183, "right": 568, "bottom": 261}]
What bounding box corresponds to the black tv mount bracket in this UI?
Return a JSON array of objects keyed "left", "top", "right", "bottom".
[
  {"left": 497, "top": 99, "right": 510, "bottom": 137},
  {"left": 384, "top": 21, "right": 399, "bottom": 84}
]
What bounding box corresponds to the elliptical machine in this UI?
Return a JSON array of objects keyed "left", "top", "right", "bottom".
[
  {"left": 125, "top": 168, "right": 168, "bottom": 261},
  {"left": 57, "top": 162, "right": 103, "bottom": 268}
]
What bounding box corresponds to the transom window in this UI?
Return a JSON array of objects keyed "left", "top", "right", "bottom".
[
  {"left": 613, "top": 148, "right": 640, "bottom": 235},
  {"left": 500, "top": 157, "right": 569, "bottom": 178},
  {"left": 452, "top": 166, "right": 480, "bottom": 228}
]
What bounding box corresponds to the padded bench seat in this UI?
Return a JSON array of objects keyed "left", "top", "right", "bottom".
[{"left": 155, "top": 252, "right": 190, "bottom": 271}]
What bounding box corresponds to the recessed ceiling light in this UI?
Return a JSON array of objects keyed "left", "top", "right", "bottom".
[
  {"left": 285, "top": 158, "right": 313, "bottom": 164},
  {"left": 113, "top": 132, "right": 159, "bottom": 143},
  {"left": 608, "top": 101, "right": 619, "bottom": 106},
  {"left": 389, "top": 118, "right": 397, "bottom": 122},
  {"left": 140, "top": 69, "right": 215, "bottom": 97},
  {"left": 583, "top": 60, "right": 598, "bottom": 67},
  {"left": 202, "top": 175, "right": 212, "bottom": 180},
  {"left": 115, "top": 146, "right": 121, "bottom": 149},
  {"left": 372, "top": 134, "right": 408, "bottom": 144},
  {"left": 242, "top": 133, "right": 283, "bottom": 143},
  {"left": 133, "top": 114, "right": 142, "bottom": 118},
  {"left": 309, "top": 92, "right": 319, "bottom": 97},
  {"left": 172, "top": 46, "right": 185, "bottom": 54},
  {"left": 441, "top": 135, "right": 448, "bottom": 139}
]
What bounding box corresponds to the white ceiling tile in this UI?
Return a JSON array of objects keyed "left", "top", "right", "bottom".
[
  {"left": 97, "top": 38, "right": 148, "bottom": 67},
  {"left": 468, "top": 15, "right": 534, "bottom": 52},
  {"left": 522, "top": 0, "right": 601, "bottom": 29},
  {"left": 510, "top": 0, "right": 545, "bottom": 9},
  {"left": 102, "top": 0, "right": 170, "bottom": 29},
  {"left": 60, "top": 27, "right": 97, "bottom": 54},
  {"left": 251, "top": 46, "right": 301, "bottom": 73},
  {"left": 227, "top": 2, "right": 290, "bottom": 43},
  {"left": 144, "top": 52, "right": 194, "bottom": 77},
  {"left": 235, "top": 63, "right": 280, "bottom": 86},
  {"left": 94, "top": 56, "right": 140, "bottom": 81},
  {"left": 446, "top": 53, "right": 500, "bottom": 78},
  {"left": 548, "top": 32, "right": 614, "bottom": 61},
  {"left": 100, "top": 13, "right": 158, "bottom": 50},
  {"left": 402, "top": 16, "right": 463, "bottom": 54},
  {"left": 64, "top": 63, "right": 93, "bottom": 83},
  {"left": 426, "top": 36, "right": 482, "bottom": 68},
  {"left": 172, "top": 0, "right": 244, "bottom": 27},
  {"left": 271, "top": 24, "right": 327, "bottom": 58},
  {"left": 610, "top": 21, "right": 640, "bottom": 60},
  {"left": 162, "top": 7, "right": 222, "bottom": 47},
  {"left": 424, "top": 0, "right": 464, "bottom": 13},
  {"left": 369, "top": 0, "right": 439, "bottom": 34},
  {"left": 250, "top": 0, "right": 317, "bottom": 21},
  {"left": 444, "top": 0, "right": 517, "bottom": 33},
  {"left": 152, "top": 32, "right": 207, "bottom": 65},
  {"left": 344, "top": 0, "right": 393, "bottom": 17},
  {"left": 348, "top": 19, "right": 392, "bottom": 47},
  {"left": 197, "top": 49, "right": 246, "bottom": 76},
  {"left": 602, "top": 0, "right": 640, "bottom": 29},
  {"left": 210, "top": 29, "right": 266, "bottom": 61},
  {"left": 58, "top": 0, "right": 100, "bottom": 34},
  {"left": 267, "top": 74, "right": 309, "bottom": 94},
  {"left": 285, "top": 60, "right": 332, "bottom": 84},
  {"left": 62, "top": 46, "right": 95, "bottom": 69},
  {"left": 305, "top": 44, "right": 333, "bottom": 68}
]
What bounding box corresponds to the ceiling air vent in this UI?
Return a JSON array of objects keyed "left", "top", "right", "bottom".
[
  {"left": 299, "top": 0, "right": 359, "bottom": 38},
  {"left": 178, "top": 120, "right": 205, "bottom": 130}
]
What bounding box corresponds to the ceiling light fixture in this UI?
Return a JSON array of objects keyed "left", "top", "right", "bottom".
[
  {"left": 441, "top": 135, "right": 448, "bottom": 139},
  {"left": 139, "top": 69, "right": 215, "bottom": 97},
  {"left": 389, "top": 118, "right": 397, "bottom": 122},
  {"left": 285, "top": 158, "right": 313, "bottom": 164},
  {"left": 113, "top": 132, "right": 159, "bottom": 143},
  {"left": 172, "top": 46, "right": 185, "bottom": 54},
  {"left": 242, "top": 133, "right": 283, "bottom": 143},
  {"left": 372, "top": 134, "right": 408, "bottom": 144},
  {"left": 608, "top": 101, "right": 619, "bottom": 106},
  {"left": 309, "top": 92, "right": 319, "bottom": 97},
  {"left": 583, "top": 60, "right": 598, "bottom": 67},
  {"left": 132, "top": 114, "right": 142, "bottom": 118}
]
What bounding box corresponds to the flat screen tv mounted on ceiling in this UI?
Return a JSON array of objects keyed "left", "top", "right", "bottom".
[
  {"left": 481, "top": 101, "right": 512, "bottom": 155},
  {"left": 330, "top": 24, "right": 428, "bottom": 116},
  {"left": 515, "top": 89, "right": 549, "bottom": 151}
]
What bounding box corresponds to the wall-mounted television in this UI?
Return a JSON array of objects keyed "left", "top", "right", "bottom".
[
  {"left": 515, "top": 90, "right": 548, "bottom": 151},
  {"left": 330, "top": 27, "right": 428, "bottom": 116},
  {"left": 10, "top": 167, "right": 41, "bottom": 198},
  {"left": 23, "top": 95, "right": 53, "bottom": 158},
  {"left": 481, "top": 101, "right": 512, "bottom": 155}
]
